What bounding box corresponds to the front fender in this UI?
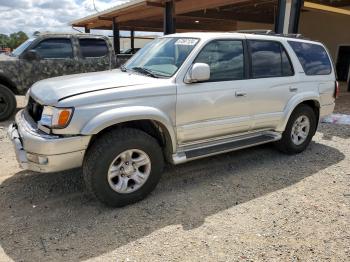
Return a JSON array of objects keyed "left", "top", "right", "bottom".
[
  {"left": 0, "top": 71, "right": 19, "bottom": 94},
  {"left": 276, "top": 92, "right": 320, "bottom": 132},
  {"left": 81, "top": 106, "right": 177, "bottom": 151}
]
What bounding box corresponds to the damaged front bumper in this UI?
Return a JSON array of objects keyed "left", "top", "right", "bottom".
[{"left": 8, "top": 110, "right": 91, "bottom": 173}]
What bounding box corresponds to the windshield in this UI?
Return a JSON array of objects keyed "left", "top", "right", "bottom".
[
  {"left": 11, "top": 38, "right": 35, "bottom": 56},
  {"left": 124, "top": 37, "right": 199, "bottom": 78}
]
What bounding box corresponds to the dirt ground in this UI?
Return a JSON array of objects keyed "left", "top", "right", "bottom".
[{"left": 0, "top": 88, "right": 349, "bottom": 262}]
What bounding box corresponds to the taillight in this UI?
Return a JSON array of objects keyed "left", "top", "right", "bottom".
[{"left": 334, "top": 81, "right": 340, "bottom": 98}]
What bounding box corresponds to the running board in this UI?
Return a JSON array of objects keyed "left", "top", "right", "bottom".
[{"left": 172, "top": 132, "right": 281, "bottom": 164}]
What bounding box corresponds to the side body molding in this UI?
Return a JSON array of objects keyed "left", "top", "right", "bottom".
[
  {"left": 276, "top": 92, "right": 320, "bottom": 132},
  {"left": 81, "top": 106, "right": 177, "bottom": 152}
]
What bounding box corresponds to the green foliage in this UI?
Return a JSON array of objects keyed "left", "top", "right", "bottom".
[{"left": 0, "top": 31, "right": 28, "bottom": 49}]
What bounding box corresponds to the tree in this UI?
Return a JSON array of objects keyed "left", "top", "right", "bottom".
[
  {"left": 8, "top": 31, "right": 28, "bottom": 49},
  {"left": 0, "top": 34, "right": 9, "bottom": 48},
  {"left": 0, "top": 31, "right": 28, "bottom": 50}
]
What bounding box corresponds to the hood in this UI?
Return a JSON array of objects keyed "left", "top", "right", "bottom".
[
  {"left": 0, "top": 53, "right": 18, "bottom": 61},
  {"left": 30, "top": 69, "right": 159, "bottom": 105}
]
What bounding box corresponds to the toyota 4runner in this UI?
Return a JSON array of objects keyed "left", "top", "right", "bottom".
[{"left": 8, "top": 32, "right": 338, "bottom": 207}]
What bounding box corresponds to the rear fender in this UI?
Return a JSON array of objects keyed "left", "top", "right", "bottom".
[{"left": 276, "top": 92, "right": 320, "bottom": 132}]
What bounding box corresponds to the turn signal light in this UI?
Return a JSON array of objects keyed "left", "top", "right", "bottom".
[{"left": 58, "top": 110, "right": 71, "bottom": 127}]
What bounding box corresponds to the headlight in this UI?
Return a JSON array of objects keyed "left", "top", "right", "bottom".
[{"left": 39, "top": 106, "right": 74, "bottom": 129}]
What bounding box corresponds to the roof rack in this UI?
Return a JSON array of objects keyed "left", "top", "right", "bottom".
[
  {"left": 32, "top": 31, "right": 94, "bottom": 37},
  {"left": 236, "top": 30, "right": 275, "bottom": 34},
  {"left": 235, "top": 30, "right": 305, "bottom": 39}
]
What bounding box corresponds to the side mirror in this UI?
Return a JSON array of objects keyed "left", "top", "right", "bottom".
[
  {"left": 23, "top": 50, "right": 40, "bottom": 61},
  {"left": 186, "top": 63, "right": 210, "bottom": 83}
]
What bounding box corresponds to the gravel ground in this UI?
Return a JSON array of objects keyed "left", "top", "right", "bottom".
[{"left": 0, "top": 93, "right": 349, "bottom": 262}]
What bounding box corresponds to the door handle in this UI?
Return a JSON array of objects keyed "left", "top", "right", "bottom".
[
  {"left": 289, "top": 87, "right": 298, "bottom": 92},
  {"left": 235, "top": 91, "right": 247, "bottom": 97}
]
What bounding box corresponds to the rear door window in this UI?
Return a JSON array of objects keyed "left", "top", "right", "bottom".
[
  {"left": 288, "top": 41, "right": 332, "bottom": 75},
  {"left": 79, "top": 38, "right": 108, "bottom": 58},
  {"left": 248, "top": 40, "right": 294, "bottom": 78}
]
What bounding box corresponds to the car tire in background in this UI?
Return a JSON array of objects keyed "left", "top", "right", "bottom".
[
  {"left": 275, "top": 104, "right": 317, "bottom": 154},
  {"left": 83, "top": 128, "right": 164, "bottom": 207},
  {"left": 0, "top": 84, "right": 17, "bottom": 121}
]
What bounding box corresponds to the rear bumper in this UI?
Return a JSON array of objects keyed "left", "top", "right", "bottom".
[
  {"left": 8, "top": 110, "right": 91, "bottom": 173},
  {"left": 320, "top": 103, "right": 335, "bottom": 118}
]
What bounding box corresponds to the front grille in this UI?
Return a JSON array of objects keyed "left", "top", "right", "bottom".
[{"left": 27, "top": 96, "right": 43, "bottom": 122}]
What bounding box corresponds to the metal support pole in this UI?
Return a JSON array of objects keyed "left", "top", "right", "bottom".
[
  {"left": 130, "top": 30, "right": 135, "bottom": 53},
  {"left": 275, "top": 0, "right": 303, "bottom": 34},
  {"left": 275, "top": 0, "right": 287, "bottom": 34},
  {"left": 289, "top": 0, "right": 304, "bottom": 34},
  {"left": 84, "top": 27, "right": 90, "bottom": 33},
  {"left": 347, "top": 65, "right": 350, "bottom": 92},
  {"left": 164, "top": 0, "right": 176, "bottom": 35},
  {"left": 112, "top": 18, "right": 120, "bottom": 54}
]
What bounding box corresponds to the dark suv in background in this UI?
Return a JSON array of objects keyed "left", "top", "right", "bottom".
[{"left": 0, "top": 32, "right": 116, "bottom": 121}]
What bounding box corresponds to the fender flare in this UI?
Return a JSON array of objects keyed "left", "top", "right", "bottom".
[
  {"left": 276, "top": 92, "right": 320, "bottom": 132},
  {"left": 81, "top": 106, "right": 177, "bottom": 152}
]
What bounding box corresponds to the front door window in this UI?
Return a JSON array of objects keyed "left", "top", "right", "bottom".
[
  {"left": 33, "top": 38, "right": 73, "bottom": 59},
  {"left": 194, "top": 40, "right": 245, "bottom": 82}
]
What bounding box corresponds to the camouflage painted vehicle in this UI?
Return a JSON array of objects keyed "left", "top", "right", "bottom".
[{"left": 0, "top": 32, "right": 116, "bottom": 121}]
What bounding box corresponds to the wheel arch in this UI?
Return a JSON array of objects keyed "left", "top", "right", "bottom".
[
  {"left": 277, "top": 95, "right": 321, "bottom": 132},
  {"left": 81, "top": 106, "right": 177, "bottom": 161}
]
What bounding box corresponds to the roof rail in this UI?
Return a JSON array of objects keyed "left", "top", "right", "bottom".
[
  {"left": 235, "top": 30, "right": 305, "bottom": 39},
  {"left": 236, "top": 30, "right": 274, "bottom": 34}
]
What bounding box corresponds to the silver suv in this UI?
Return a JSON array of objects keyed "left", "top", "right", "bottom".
[{"left": 8, "top": 32, "right": 338, "bottom": 207}]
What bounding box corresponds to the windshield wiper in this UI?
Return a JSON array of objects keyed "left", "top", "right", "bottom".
[
  {"left": 131, "top": 67, "right": 159, "bottom": 78},
  {"left": 120, "top": 65, "right": 127, "bottom": 72}
]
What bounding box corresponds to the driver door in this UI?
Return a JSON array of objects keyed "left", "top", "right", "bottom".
[
  {"left": 176, "top": 39, "right": 252, "bottom": 144},
  {"left": 20, "top": 37, "right": 77, "bottom": 88}
]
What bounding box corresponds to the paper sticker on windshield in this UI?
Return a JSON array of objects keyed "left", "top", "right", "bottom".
[{"left": 175, "top": 39, "right": 198, "bottom": 46}]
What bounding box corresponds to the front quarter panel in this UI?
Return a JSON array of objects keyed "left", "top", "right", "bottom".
[
  {"left": 0, "top": 59, "right": 21, "bottom": 93},
  {"left": 53, "top": 82, "right": 177, "bottom": 151},
  {"left": 81, "top": 106, "right": 177, "bottom": 151}
]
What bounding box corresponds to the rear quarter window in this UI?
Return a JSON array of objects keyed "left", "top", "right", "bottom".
[{"left": 288, "top": 41, "right": 332, "bottom": 75}]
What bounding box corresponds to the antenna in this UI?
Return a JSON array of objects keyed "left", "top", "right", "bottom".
[
  {"left": 92, "top": 0, "right": 99, "bottom": 12},
  {"left": 72, "top": 27, "right": 83, "bottom": 33}
]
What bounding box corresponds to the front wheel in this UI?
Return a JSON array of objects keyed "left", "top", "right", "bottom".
[
  {"left": 275, "top": 105, "right": 317, "bottom": 154},
  {"left": 0, "top": 84, "right": 17, "bottom": 121},
  {"left": 83, "top": 128, "right": 164, "bottom": 207}
]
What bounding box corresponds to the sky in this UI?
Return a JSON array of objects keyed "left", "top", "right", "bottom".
[{"left": 0, "top": 0, "right": 130, "bottom": 36}]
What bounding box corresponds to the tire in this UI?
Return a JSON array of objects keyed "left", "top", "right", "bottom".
[
  {"left": 83, "top": 128, "right": 164, "bottom": 207},
  {"left": 0, "top": 84, "right": 17, "bottom": 121},
  {"left": 275, "top": 104, "right": 317, "bottom": 154}
]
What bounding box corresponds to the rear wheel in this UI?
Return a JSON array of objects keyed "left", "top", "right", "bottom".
[
  {"left": 0, "top": 84, "right": 17, "bottom": 121},
  {"left": 83, "top": 128, "right": 164, "bottom": 207},
  {"left": 275, "top": 105, "right": 317, "bottom": 154}
]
